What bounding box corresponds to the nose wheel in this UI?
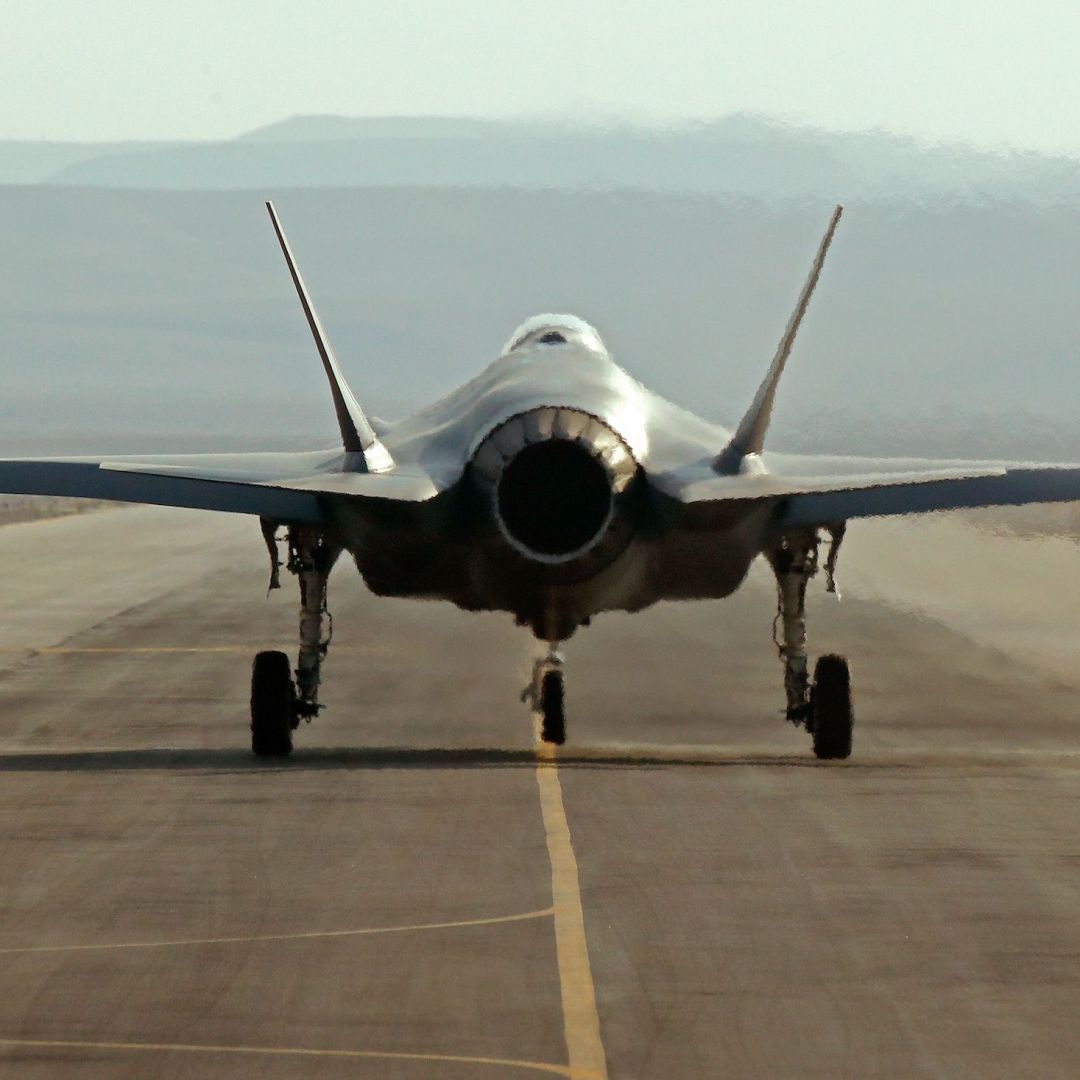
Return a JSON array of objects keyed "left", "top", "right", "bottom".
[
  {"left": 523, "top": 646, "right": 567, "bottom": 745},
  {"left": 540, "top": 669, "right": 566, "bottom": 745}
]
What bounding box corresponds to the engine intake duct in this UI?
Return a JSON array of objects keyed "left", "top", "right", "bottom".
[{"left": 471, "top": 408, "right": 637, "bottom": 564}]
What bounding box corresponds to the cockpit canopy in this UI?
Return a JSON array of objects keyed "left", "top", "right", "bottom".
[{"left": 503, "top": 313, "right": 606, "bottom": 355}]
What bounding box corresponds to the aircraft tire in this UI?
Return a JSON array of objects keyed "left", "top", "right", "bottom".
[
  {"left": 540, "top": 671, "right": 566, "bottom": 745},
  {"left": 811, "top": 654, "right": 853, "bottom": 760},
  {"left": 251, "top": 650, "right": 295, "bottom": 757}
]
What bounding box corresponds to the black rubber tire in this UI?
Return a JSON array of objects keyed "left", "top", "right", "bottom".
[
  {"left": 251, "top": 650, "right": 295, "bottom": 758},
  {"left": 540, "top": 671, "right": 566, "bottom": 745},
  {"left": 811, "top": 654, "right": 853, "bottom": 760}
]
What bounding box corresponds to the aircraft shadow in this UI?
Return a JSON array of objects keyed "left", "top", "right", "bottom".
[{"left": 0, "top": 745, "right": 896, "bottom": 773}]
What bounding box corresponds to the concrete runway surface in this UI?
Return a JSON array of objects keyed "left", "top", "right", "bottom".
[{"left": 0, "top": 506, "right": 1078, "bottom": 1078}]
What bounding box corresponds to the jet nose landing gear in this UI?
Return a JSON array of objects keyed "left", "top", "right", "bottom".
[{"left": 522, "top": 646, "right": 566, "bottom": 745}]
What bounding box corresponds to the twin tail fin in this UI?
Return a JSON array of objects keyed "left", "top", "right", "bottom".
[
  {"left": 716, "top": 204, "right": 843, "bottom": 475},
  {"left": 266, "top": 201, "right": 392, "bottom": 473}
]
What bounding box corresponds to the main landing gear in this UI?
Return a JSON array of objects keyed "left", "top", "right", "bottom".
[
  {"left": 522, "top": 645, "right": 566, "bottom": 745},
  {"left": 251, "top": 523, "right": 340, "bottom": 757},
  {"left": 768, "top": 526, "right": 853, "bottom": 760},
  {"left": 250, "top": 649, "right": 295, "bottom": 757}
]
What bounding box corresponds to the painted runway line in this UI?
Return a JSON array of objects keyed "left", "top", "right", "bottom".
[
  {"left": 0, "top": 906, "right": 555, "bottom": 955},
  {"left": 536, "top": 740, "right": 609, "bottom": 1080},
  {"left": 0, "top": 1036, "right": 592, "bottom": 1077}
]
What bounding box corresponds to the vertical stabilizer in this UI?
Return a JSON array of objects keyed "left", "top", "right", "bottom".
[
  {"left": 716, "top": 205, "right": 843, "bottom": 474},
  {"left": 266, "top": 202, "right": 392, "bottom": 472}
]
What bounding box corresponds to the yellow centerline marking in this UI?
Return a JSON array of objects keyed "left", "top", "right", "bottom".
[
  {"left": 536, "top": 738, "right": 609, "bottom": 1080},
  {"left": 0, "top": 906, "right": 555, "bottom": 955},
  {"left": 0, "top": 1037, "right": 581, "bottom": 1076}
]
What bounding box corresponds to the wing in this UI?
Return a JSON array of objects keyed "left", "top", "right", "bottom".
[
  {"left": 0, "top": 449, "right": 443, "bottom": 525},
  {"left": 777, "top": 463, "right": 1080, "bottom": 526},
  {"left": 655, "top": 454, "right": 1080, "bottom": 525}
]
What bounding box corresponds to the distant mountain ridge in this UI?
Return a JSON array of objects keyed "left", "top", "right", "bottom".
[
  {"left": 2, "top": 114, "right": 1079, "bottom": 203},
  {"left": 235, "top": 115, "right": 502, "bottom": 142},
  {"left": 1, "top": 184, "right": 1078, "bottom": 461}
]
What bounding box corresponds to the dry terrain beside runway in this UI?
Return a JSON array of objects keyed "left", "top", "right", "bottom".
[
  {"left": 0, "top": 495, "right": 113, "bottom": 528},
  {"left": 0, "top": 505, "right": 1078, "bottom": 1078}
]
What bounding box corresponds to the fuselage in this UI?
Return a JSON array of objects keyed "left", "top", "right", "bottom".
[{"left": 333, "top": 315, "right": 773, "bottom": 640}]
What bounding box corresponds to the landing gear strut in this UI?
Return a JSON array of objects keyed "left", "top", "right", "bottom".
[
  {"left": 768, "top": 526, "right": 853, "bottom": 760},
  {"left": 522, "top": 645, "right": 566, "bottom": 745},
  {"left": 251, "top": 523, "right": 340, "bottom": 757},
  {"left": 290, "top": 527, "right": 340, "bottom": 720}
]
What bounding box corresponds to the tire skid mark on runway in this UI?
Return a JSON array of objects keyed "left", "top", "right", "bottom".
[
  {"left": 536, "top": 739, "right": 609, "bottom": 1080},
  {"left": 0, "top": 906, "right": 556, "bottom": 955},
  {"left": 0, "top": 1037, "right": 579, "bottom": 1077}
]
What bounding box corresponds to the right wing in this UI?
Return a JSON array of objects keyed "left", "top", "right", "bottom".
[
  {"left": 655, "top": 453, "right": 1080, "bottom": 524},
  {"left": 778, "top": 464, "right": 1080, "bottom": 526}
]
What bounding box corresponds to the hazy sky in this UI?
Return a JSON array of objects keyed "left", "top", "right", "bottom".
[{"left": 4, "top": 1, "right": 1079, "bottom": 154}]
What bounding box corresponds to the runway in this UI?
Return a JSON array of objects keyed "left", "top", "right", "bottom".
[{"left": 0, "top": 506, "right": 1078, "bottom": 1078}]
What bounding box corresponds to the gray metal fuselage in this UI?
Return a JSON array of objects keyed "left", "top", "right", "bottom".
[{"left": 329, "top": 325, "right": 768, "bottom": 641}]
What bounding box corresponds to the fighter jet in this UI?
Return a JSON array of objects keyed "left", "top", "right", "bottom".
[{"left": 2, "top": 203, "right": 1077, "bottom": 759}]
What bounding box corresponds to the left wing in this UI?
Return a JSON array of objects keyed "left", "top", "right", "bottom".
[{"left": 0, "top": 450, "right": 443, "bottom": 525}]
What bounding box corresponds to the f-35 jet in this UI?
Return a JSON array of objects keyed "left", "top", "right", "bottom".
[{"left": 3, "top": 204, "right": 1077, "bottom": 759}]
